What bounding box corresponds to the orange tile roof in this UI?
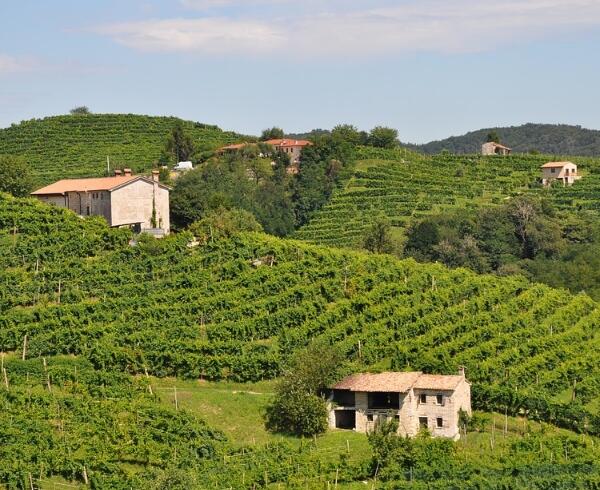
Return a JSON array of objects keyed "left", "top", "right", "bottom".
[
  {"left": 485, "top": 142, "right": 512, "bottom": 150},
  {"left": 541, "top": 161, "right": 575, "bottom": 168},
  {"left": 264, "top": 139, "right": 312, "bottom": 148},
  {"left": 32, "top": 176, "right": 139, "bottom": 195},
  {"left": 333, "top": 371, "right": 465, "bottom": 393}
]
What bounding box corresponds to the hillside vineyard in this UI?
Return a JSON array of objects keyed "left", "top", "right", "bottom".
[
  {"left": 1, "top": 194, "right": 599, "bottom": 435},
  {"left": 295, "top": 147, "right": 600, "bottom": 248},
  {"left": 0, "top": 114, "right": 243, "bottom": 185}
]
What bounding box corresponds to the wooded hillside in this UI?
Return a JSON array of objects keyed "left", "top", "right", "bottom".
[{"left": 410, "top": 123, "right": 600, "bottom": 156}]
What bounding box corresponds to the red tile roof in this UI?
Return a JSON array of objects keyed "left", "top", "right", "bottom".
[
  {"left": 541, "top": 161, "right": 575, "bottom": 168},
  {"left": 333, "top": 371, "right": 465, "bottom": 393},
  {"left": 264, "top": 139, "right": 312, "bottom": 148},
  {"left": 31, "top": 175, "right": 169, "bottom": 195}
]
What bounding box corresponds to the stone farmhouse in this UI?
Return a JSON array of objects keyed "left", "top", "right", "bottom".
[
  {"left": 482, "top": 142, "right": 512, "bottom": 156},
  {"left": 541, "top": 161, "right": 581, "bottom": 186},
  {"left": 328, "top": 369, "right": 471, "bottom": 440},
  {"left": 31, "top": 169, "right": 170, "bottom": 235}
]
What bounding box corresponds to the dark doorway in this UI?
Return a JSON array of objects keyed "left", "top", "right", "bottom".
[
  {"left": 419, "top": 417, "right": 429, "bottom": 429},
  {"left": 335, "top": 410, "right": 356, "bottom": 430}
]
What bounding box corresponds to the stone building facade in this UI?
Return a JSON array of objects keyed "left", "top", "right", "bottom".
[
  {"left": 482, "top": 142, "right": 512, "bottom": 156},
  {"left": 541, "top": 161, "right": 581, "bottom": 186},
  {"left": 328, "top": 370, "right": 471, "bottom": 440},
  {"left": 31, "top": 170, "right": 170, "bottom": 234}
]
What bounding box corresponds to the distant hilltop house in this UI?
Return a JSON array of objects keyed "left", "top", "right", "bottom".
[
  {"left": 541, "top": 161, "right": 581, "bottom": 186},
  {"left": 218, "top": 139, "right": 312, "bottom": 174},
  {"left": 31, "top": 169, "right": 170, "bottom": 235},
  {"left": 328, "top": 369, "right": 471, "bottom": 440},
  {"left": 482, "top": 142, "right": 512, "bottom": 156}
]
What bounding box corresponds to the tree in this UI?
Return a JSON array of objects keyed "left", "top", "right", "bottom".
[
  {"left": 368, "top": 126, "right": 399, "bottom": 149},
  {"left": 363, "top": 217, "right": 397, "bottom": 254},
  {"left": 165, "top": 121, "right": 195, "bottom": 163},
  {"left": 70, "top": 106, "right": 91, "bottom": 115},
  {"left": 265, "top": 342, "right": 344, "bottom": 436},
  {"left": 188, "top": 207, "right": 262, "bottom": 244},
  {"left": 260, "top": 127, "right": 285, "bottom": 141},
  {"left": 331, "top": 124, "right": 367, "bottom": 146},
  {"left": 486, "top": 131, "right": 500, "bottom": 143},
  {"left": 0, "top": 155, "right": 35, "bottom": 197}
]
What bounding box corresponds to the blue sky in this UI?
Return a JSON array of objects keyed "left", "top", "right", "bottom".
[{"left": 1, "top": 0, "right": 600, "bottom": 143}]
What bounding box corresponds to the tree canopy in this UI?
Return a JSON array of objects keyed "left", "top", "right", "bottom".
[{"left": 0, "top": 155, "right": 35, "bottom": 197}]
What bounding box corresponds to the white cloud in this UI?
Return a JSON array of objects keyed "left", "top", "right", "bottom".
[
  {"left": 97, "top": 18, "right": 285, "bottom": 54},
  {"left": 96, "top": 0, "right": 600, "bottom": 57},
  {"left": 0, "top": 54, "right": 38, "bottom": 75}
]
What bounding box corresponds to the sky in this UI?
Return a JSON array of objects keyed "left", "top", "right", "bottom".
[{"left": 1, "top": 0, "right": 600, "bottom": 143}]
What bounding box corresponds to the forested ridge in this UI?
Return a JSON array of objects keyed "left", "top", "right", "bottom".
[{"left": 409, "top": 123, "right": 600, "bottom": 156}]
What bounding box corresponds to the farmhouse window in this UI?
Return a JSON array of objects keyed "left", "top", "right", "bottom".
[
  {"left": 419, "top": 417, "right": 428, "bottom": 429},
  {"left": 551, "top": 168, "right": 556, "bottom": 173},
  {"left": 436, "top": 394, "right": 443, "bottom": 405},
  {"left": 419, "top": 394, "right": 427, "bottom": 404},
  {"left": 436, "top": 417, "right": 443, "bottom": 428},
  {"left": 367, "top": 414, "right": 374, "bottom": 422}
]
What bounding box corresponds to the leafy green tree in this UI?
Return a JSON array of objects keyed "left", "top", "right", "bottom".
[
  {"left": 166, "top": 121, "right": 195, "bottom": 163},
  {"left": 331, "top": 124, "right": 367, "bottom": 146},
  {"left": 265, "top": 342, "right": 344, "bottom": 436},
  {"left": 368, "top": 126, "right": 399, "bottom": 148},
  {"left": 0, "top": 155, "right": 35, "bottom": 196},
  {"left": 70, "top": 106, "right": 91, "bottom": 115},
  {"left": 188, "top": 207, "right": 262, "bottom": 244},
  {"left": 260, "top": 127, "right": 285, "bottom": 141},
  {"left": 362, "top": 217, "right": 397, "bottom": 254},
  {"left": 486, "top": 131, "right": 500, "bottom": 143}
]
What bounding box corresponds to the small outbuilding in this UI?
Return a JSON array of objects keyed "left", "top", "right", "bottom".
[
  {"left": 541, "top": 161, "right": 581, "bottom": 186},
  {"left": 482, "top": 142, "right": 512, "bottom": 156},
  {"left": 328, "top": 369, "right": 471, "bottom": 440}
]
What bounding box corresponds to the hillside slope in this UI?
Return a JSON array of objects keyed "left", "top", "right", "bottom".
[
  {"left": 1, "top": 193, "right": 599, "bottom": 427},
  {"left": 0, "top": 114, "right": 243, "bottom": 186},
  {"left": 410, "top": 123, "right": 600, "bottom": 156},
  {"left": 295, "top": 147, "right": 600, "bottom": 249}
]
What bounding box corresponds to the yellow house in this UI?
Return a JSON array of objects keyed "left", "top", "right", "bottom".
[{"left": 541, "top": 161, "right": 581, "bottom": 186}]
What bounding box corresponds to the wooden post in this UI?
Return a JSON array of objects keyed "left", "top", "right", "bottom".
[
  {"left": 346, "top": 439, "right": 350, "bottom": 453},
  {"left": 358, "top": 340, "right": 362, "bottom": 359},
  {"left": 174, "top": 386, "right": 178, "bottom": 411},
  {"left": 334, "top": 468, "right": 339, "bottom": 489},
  {"left": 2, "top": 368, "right": 8, "bottom": 390},
  {"left": 28, "top": 473, "right": 34, "bottom": 490},
  {"left": 43, "top": 357, "right": 51, "bottom": 391},
  {"left": 83, "top": 466, "right": 89, "bottom": 485},
  {"left": 144, "top": 367, "right": 153, "bottom": 395},
  {"left": 22, "top": 335, "right": 28, "bottom": 360},
  {"left": 504, "top": 408, "right": 508, "bottom": 437},
  {"left": 57, "top": 279, "right": 61, "bottom": 304}
]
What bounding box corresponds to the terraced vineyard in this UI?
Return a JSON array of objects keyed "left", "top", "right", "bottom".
[
  {"left": 295, "top": 147, "right": 600, "bottom": 248},
  {"left": 1, "top": 194, "right": 599, "bottom": 430},
  {"left": 0, "top": 114, "right": 243, "bottom": 186}
]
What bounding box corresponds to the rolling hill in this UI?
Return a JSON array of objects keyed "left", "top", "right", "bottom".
[
  {"left": 294, "top": 147, "right": 600, "bottom": 249},
  {"left": 1, "top": 192, "right": 599, "bottom": 423},
  {"left": 1, "top": 193, "right": 600, "bottom": 486},
  {"left": 409, "top": 123, "right": 600, "bottom": 156},
  {"left": 0, "top": 114, "right": 244, "bottom": 186}
]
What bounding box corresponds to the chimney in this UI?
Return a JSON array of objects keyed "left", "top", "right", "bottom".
[
  {"left": 114, "top": 169, "right": 122, "bottom": 176},
  {"left": 151, "top": 170, "right": 160, "bottom": 182},
  {"left": 458, "top": 366, "right": 466, "bottom": 378},
  {"left": 123, "top": 168, "right": 132, "bottom": 177}
]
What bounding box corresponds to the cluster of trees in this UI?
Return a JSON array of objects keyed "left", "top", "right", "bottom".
[
  {"left": 0, "top": 155, "right": 35, "bottom": 197},
  {"left": 402, "top": 196, "right": 600, "bottom": 298},
  {"left": 289, "top": 124, "right": 400, "bottom": 149},
  {"left": 170, "top": 125, "right": 361, "bottom": 235}
]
